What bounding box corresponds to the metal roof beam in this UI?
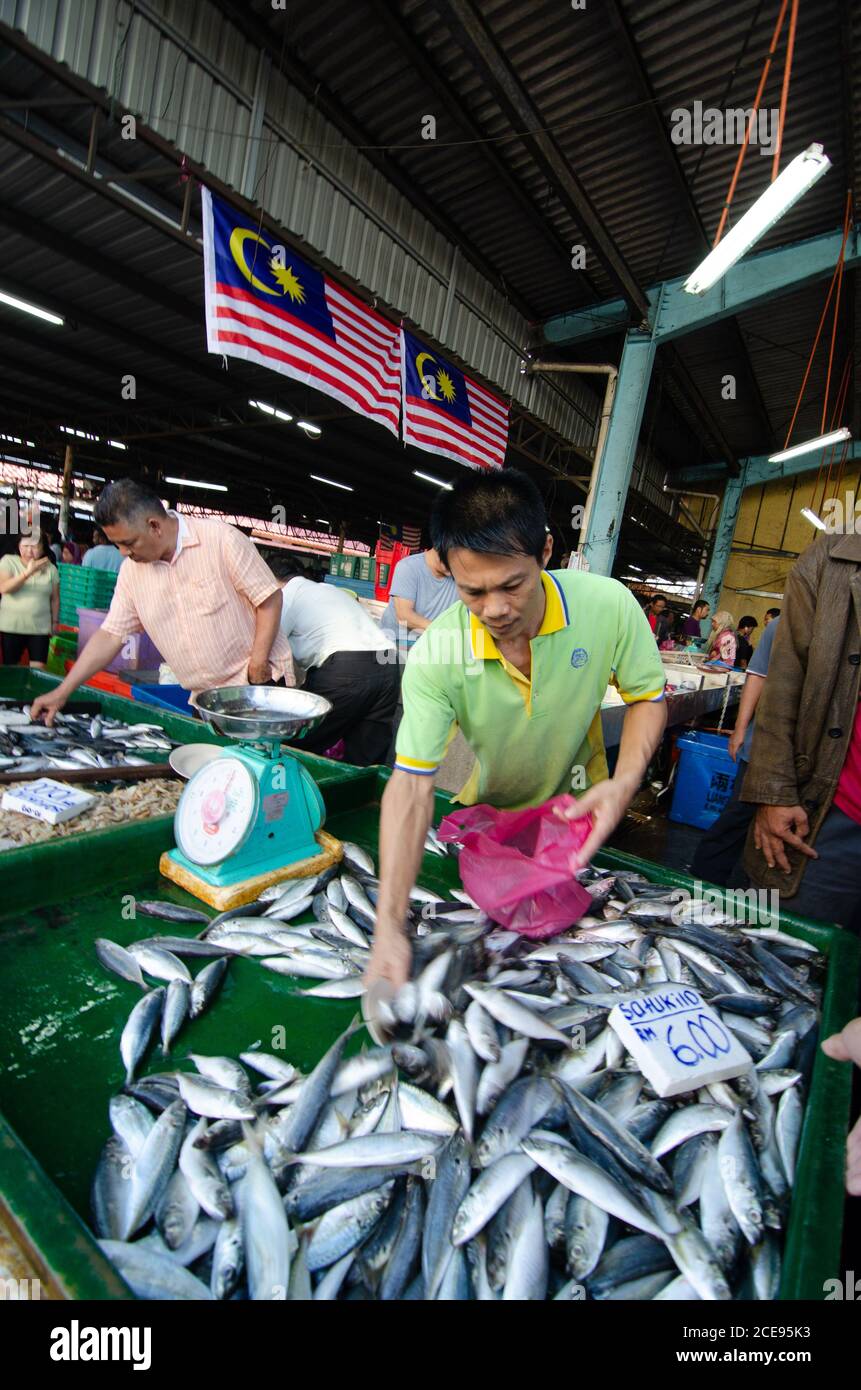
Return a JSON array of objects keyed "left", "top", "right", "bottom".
[
  {"left": 545, "top": 226, "right": 861, "bottom": 345},
  {"left": 434, "top": 0, "right": 648, "bottom": 317},
  {"left": 602, "top": 0, "right": 775, "bottom": 451},
  {"left": 677, "top": 441, "right": 861, "bottom": 489},
  {"left": 203, "top": 0, "right": 535, "bottom": 320}
]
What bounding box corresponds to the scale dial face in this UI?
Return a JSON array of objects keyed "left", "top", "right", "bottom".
[{"left": 175, "top": 756, "right": 259, "bottom": 866}]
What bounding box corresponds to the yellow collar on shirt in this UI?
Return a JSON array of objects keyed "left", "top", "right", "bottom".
[{"left": 469, "top": 570, "right": 569, "bottom": 660}]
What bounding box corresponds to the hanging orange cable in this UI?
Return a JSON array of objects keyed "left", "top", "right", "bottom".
[
  {"left": 714, "top": 0, "right": 790, "bottom": 246},
  {"left": 818, "top": 357, "right": 852, "bottom": 513},
  {"left": 782, "top": 196, "right": 853, "bottom": 451},
  {"left": 822, "top": 190, "right": 854, "bottom": 432},
  {"left": 771, "top": 0, "right": 800, "bottom": 181}
]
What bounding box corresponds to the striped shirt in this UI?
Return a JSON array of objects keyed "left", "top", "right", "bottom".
[{"left": 101, "top": 514, "right": 292, "bottom": 696}]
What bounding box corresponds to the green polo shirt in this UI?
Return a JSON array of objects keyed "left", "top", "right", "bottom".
[{"left": 394, "top": 569, "right": 665, "bottom": 809}]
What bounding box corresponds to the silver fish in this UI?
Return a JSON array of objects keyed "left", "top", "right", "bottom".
[
  {"left": 454, "top": 1153, "right": 536, "bottom": 1246},
  {"left": 95, "top": 938, "right": 146, "bottom": 989},
  {"left": 211, "top": 1217, "right": 245, "bottom": 1300},
  {"left": 176, "top": 1074, "right": 255, "bottom": 1121},
  {"left": 189, "top": 958, "right": 229, "bottom": 1019},
  {"left": 120, "top": 988, "right": 165, "bottom": 1085},
  {"left": 99, "top": 1240, "right": 213, "bottom": 1300},
  {"left": 180, "top": 1119, "right": 234, "bottom": 1220},
  {"left": 160, "top": 978, "right": 189, "bottom": 1054},
  {"left": 239, "top": 1129, "right": 291, "bottom": 1299},
  {"left": 123, "top": 1100, "right": 186, "bottom": 1239}
]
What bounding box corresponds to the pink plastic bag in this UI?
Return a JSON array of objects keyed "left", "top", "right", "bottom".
[{"left": 436, "top": 794, "right": 594, "bottom": 939}]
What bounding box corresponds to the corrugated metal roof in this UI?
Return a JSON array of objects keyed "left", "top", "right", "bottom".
[{"left": 0, "top": 0, "right": 856, "bottom": 572}]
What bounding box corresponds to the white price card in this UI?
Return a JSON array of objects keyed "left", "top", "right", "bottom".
[
  {"left": 2, "top": 778, "right": 96, "bottom": 825},
  {"left": 608, "top": 986, "right": 752, "bottom": 1099}
]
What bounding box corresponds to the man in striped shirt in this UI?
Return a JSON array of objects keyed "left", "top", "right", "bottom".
[{"left": 31, "top": 479, "right": 291, "bottom": 724}]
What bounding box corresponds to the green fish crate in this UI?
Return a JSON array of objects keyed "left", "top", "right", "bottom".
[
  {"left": 57, "top": 564, "right": 118, "bottom": 627},
  {"left": 0, "top": 749, "right": 856, "bottom": 1301}
]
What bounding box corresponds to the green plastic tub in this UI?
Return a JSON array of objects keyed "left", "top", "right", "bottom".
[{"left": 0, "top": 770, "right": 856, "bottom": 1300}]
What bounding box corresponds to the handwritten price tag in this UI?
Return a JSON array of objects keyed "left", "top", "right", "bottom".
[
  {"left": 608, "top": 986, "right": 752, "bottom": 1098},
  {"left": 1, "top": 778, "right": 96, "bottom": 825}
]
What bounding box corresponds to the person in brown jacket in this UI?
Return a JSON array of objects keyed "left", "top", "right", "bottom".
[{"left": 741, "top": 530, "right": 861, "bottom": 932}]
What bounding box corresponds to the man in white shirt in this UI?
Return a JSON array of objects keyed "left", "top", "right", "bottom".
[{"left": 273, "top": 556, "right": 399, "bottom": 766}]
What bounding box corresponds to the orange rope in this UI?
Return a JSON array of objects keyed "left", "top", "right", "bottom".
[
  {"left": 771, "top": 0, "right": 800, "bottom": 181},
  {"left": 817, "top": 357, "right": 851, "bottom": 512},
  {"left": 713, "top": 0, "right": 790, "bottom": 246},
  {"left": 782, "top": 205, "right": 852, "bottom": 450},
  {"left": 822, "top": 191, "right": 854, "bottom": 432}
]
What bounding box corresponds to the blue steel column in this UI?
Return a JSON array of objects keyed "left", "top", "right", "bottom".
[
  {"left": 579, "top": 327, "right": 657, "bottom": 575},
  {"left": 701, "top": 470, "right": 746, "bottom": 613}
]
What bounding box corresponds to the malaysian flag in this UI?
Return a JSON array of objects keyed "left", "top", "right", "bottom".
[
  {"left": 401, "top": 329, "right": 508, "bottom": 470},
  {"left": 202, "top": 189, "right": 401, "bottom": 435}
]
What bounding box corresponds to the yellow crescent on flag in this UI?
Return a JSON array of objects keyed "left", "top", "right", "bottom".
[
  {"left": 229, "top": 227, "right": 282, "bottom": 297},
  {"left": 415, "top": 350, "right": 440, "bottom": 399}
]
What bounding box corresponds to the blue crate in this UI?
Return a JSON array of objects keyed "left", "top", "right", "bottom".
[
  {"left": 669, "top": 730, "right": 739, "bottom": 830},
  {"left": 130, "top": 682, "right": 193, "bottom": 717},
  {"left": 323, "top": 575, "right": 377, "bottom": 598}
]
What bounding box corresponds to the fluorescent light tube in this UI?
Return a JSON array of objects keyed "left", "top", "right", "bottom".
[
  {"left": 413, "top": 469, "right": 453, "bottom": 490},
  {"left": 297, "top": 420, "right": 322, "bottom": 436},
  {"left": 310, "top": 473, "right": 352, "bottom": 492},
  {"left": 683, "top": 144, "right": 831, "bottom": 296},
  {"left": 0, "top": 289, "right": 64, "bottom": 325},
  {"left": 800, "top": 507, "right": 827, "bottom": 530},
  {"left": 249, "top": 399, "right": 275, "bottom": 414},
  {"left": 768, "top": 427, "right": 851, "bottom": 463},
  {"left": 164, "top": 476, "right": 228, "bottom": 492}
]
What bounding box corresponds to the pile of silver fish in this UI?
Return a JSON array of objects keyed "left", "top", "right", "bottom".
[
  {"left": 91, "top": 848, "right": 824, "bottom": 1301},
  {"left": 0, "top": 698, "right": 176, "bottom": 776}
]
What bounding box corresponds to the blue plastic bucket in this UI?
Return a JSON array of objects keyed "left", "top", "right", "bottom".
[{"left": 669, "top": 730, "right": 739, "bottom": 830}]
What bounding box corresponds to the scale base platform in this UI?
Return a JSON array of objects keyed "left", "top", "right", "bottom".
[{"left": 158, "top": 829, "right": 344, "bottom": 910}]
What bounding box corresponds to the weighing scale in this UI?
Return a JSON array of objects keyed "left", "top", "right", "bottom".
[{"left": 159, "top": 685, "right": 343, "bottom": 909}]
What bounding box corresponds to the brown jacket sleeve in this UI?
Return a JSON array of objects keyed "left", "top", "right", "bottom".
[{"left": 739, "top": 542, "right": 819, "bottom": 807}]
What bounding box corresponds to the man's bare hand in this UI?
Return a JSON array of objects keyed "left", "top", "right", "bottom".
[
  {"left": 822, "top": 1019, "right": 861, "bottom": 1194},
  {"left": 363, "top": 929, "right": 412, "bottom": 994},
  {"left": 246, "top": 657, "right": 270, "bottom": 685},
  {"left": 727, "top": 727, "right": 745, "bottom": 762},
  {"left": 556, "top": 776, "right": 635, "bottom": 870},
  {"left": 29, "top": 689, "right": 67, "bottom": 727},
  {"left": 753, "top": 804, "right": 818, "bottom": 874}
]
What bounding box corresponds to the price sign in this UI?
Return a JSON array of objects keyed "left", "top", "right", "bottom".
[
  {"left": 608, "top": 986, "right": 752, "bottom": 1098},
  {"left": 2, "top": 778, "right": 96, "bottom": 825}
]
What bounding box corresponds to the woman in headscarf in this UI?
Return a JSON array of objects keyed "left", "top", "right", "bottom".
[
  {"left": 61, "top": 539, "right": 82, "bottom": 565},
  {"left": 706, "top": 609, "right": 737, "bottom": 665}
]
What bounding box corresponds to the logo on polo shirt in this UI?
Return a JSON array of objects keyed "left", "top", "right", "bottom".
[{"left": 570, "top": 647, "right": 589, "bottom": 669}]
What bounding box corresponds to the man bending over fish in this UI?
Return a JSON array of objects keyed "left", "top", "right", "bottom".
[
  {"left": 365, "top": 469, "right": 667, "bottom": 990},
  {"left": 31, "top": 479, "right": 292, "bottom": 723}
]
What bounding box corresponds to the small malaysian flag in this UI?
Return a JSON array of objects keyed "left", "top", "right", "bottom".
[
  {"left": 202, "top": 189, "right": 401, "bottom": 434},
  {"left": 401, "top": 329, "right": 508, "bottom": 470}
]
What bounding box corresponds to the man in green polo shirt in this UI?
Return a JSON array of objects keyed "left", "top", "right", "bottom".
[{"left": 365, "top": 469, "right": 667, "bottom": 990}]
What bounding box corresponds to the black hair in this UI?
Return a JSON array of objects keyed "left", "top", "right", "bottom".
[
  {"left": 94, "top": 479, "right": 166, "bottom": 528},
  {"left": 692, "top": 599, "right": 709, "bottom": 614},
  {"left": 267, "top": 553, "right": 308, "bottom": 583},
  {"left": 92, "top": 526, "right": 109, "bottom": 545},
  {"left": 647, "top": 593, "right": 666, "bottom": 606},
  {"left": 765, "top": 607, "right": 781, "bottom": 619},
  {"left": 429, "top": 468, "right": 547, "bottom": 567},
  {"left": 738, "top": 615, "right": 758, "bottom": 629}
]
